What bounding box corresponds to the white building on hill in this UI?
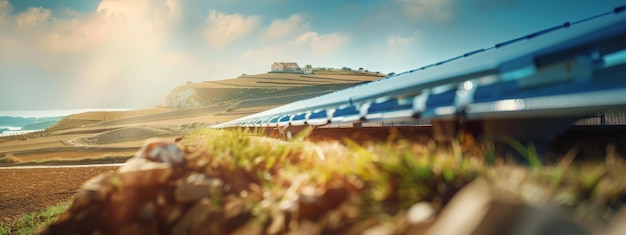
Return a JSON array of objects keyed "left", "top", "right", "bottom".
[{"left": 271, "top": 62, "right": 301, "bottom": 72}]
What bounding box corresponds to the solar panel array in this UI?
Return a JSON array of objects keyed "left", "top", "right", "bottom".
[{"left": 214, "top": 6, "right": 626, "bottom": 130}]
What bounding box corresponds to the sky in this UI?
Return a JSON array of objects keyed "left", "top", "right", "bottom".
[{"left": 0, "top": 0, "right": 624, "bottom": 111}]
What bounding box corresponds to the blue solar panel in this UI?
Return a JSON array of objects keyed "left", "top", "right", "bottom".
[
  {"left": 426, "top": 90, "right": 457, "bottom": 108},
  {"left": 213, "top": 7, "right": 626, "bottom": 129},
  {"left": 309, "top": 110, "right": 327, "bottom": 119},
  {"left": 368, "top": 99, "right": 413, "bottom": 114},
  {"left": 292, "top": 113, "right": 308, "bottom": 121},
  {"left": 333, "top": 106, "right": 359, "bottom": 117},
  {"left": 278, "top": 116, "right": 290, "bottom": 122}
]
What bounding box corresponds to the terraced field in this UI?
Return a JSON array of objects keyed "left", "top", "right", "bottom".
[{"left": 161, "top": 72, "right": 384, "bottom": 108}]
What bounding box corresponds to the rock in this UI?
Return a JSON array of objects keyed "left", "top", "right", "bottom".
[
  {"left": 298, "top": 187, "right": 348, "bottom": 220},
  {"left": 230, "top": 220, "right": 264, "bottom": 235},
  {"left": 426, "top": 178, "right": 588, "bottom": 235},
  {"left": 172, "top": 198, "right": 221, "bottom": 235},
  {"left": 288, "top": 220, "right": 322, "bottom": 235},
  {"left": 603, "top": 207, "right": 626, "bottom": 235},
  {"left": 119, "top": 158, "right": 173, "bottom": 187},
  {"left": 161, "top": 204, "right": 184, "bottom": 225},
  {"left": 135, "top": 138, "right": 185, "bottom": 165},
  {"left": 175, "top": 173, "right": 222, "bottom": 203},
  {"left": 71, "top": 174, "right": 117, "bottom": 210},
  {"left": 118, "top": 222, "right": 157, "bottom": 235},
  {"left": 362, "top": 223, "right": 393, "bottom": 235},
  {"left": 407, "top": 202, "right": 435, "bottom": 224},
  {"left": 221, "top": 196, "right": 253, "bottom": 234},
  {"left": 138, "top": 202, "right": 156, "bottom": 221},
  {"left": 266, "top": 210, "right": 287, "bottom": 235}
]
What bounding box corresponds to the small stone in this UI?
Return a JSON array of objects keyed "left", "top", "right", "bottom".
[
  {"left": 135, "top": 138, "right": 185, "bottom": 164},
  {"left": 407, "top": 202, "right": 435, "bottom": 224},
  {"left": 224, "top": 197, "right": 247, "bottom": 220},
  {"left": 603, "top": 208, "right": 626, "bottom": 235},
  {"left": 172, "top": 198, "right": 221, "bottom": 235},
  {"left": 426, "top": 178, "right": 587, "bottom": 235},
  {"left": 175, "top": 173, "right": 222, "bottom": 203},
  {"left": 230, "top": 220, "right": 264, "bottom": 235},
  {"left": 119, "top": 158, "right": 173, "bottom": 187},
  {"left": 162, "top": 205, "right": 183, "bottom": 225},
  {"left": 139, "top": 202, "right": 156, "bottom": 221},
  {"left": 71, "top": 174, "right": 117, "bottom": 210},
  {"left": 298, "top": 187, "right": 348, "bottom": 220},
  {"left": 266, "top": 211, "right": 286, "bottom": 235},
  {"left": 119, "top": 222, "right": 155, "bottom": 235},
  {"left": 221, "top": 196, "right": 252, "bottom": 234},
  {"left": 362, "top": 223, "right": 393, "bottom": 235}
]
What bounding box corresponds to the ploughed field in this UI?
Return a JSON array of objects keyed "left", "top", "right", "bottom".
[{"left": 0, "top": 166, "right": 119, "bottom": 223}]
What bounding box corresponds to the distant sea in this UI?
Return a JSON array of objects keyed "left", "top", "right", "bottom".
[{"left": 0, "top": 109, "right": 130, "bottom": 137}]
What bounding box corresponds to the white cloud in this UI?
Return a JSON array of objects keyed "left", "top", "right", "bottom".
[
  {"left": 0, "top": 0, "right": 10, "bottom": 23},
  {"left": 263, "top": 13, "right": 305, "bottom": 40},
  {"left": 0, "top": 0, "right": 194, "bottom": 109},
  {"left": 244, "top": 30, "right": 349, "bottom": 64},
  {"left": 395, "top": 0, "right": 453, "bottom": 22},
  {"left": 204, "top": 10, "right": 260, "bottom": 49},
  {"left": 387, "top": 31, "right": 421, "bottom": 46},
  {"left": 16, "top": 7, "right": 50, "bottom": 29},
  {"left": 309, "top": 32, "right": 349, "bottom": 56},
  {"left": 295, "top": 31, "right": 350, "bottom": 55},
  {"left": 96, "top": 0, "right": 132, "bottom": 16},
  {"left": 295, "top": 31, "right": 318, "bottom": 44},
  {"left": 0, "top": 0, "right": 373, "bottom": 110}
]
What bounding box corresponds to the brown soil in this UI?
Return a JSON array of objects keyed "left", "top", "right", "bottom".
[
  {"left": 0, "top": 166, "right": 119, "bottom": 223},
  {"left": 0, "top": 74, "right": 382, "bottom": 226},
  {"left": 0, "top": 106, "right": 239, "bottom": 223},
  {"left": 15, "top": 151, "right": 138, "bottom": 162}
]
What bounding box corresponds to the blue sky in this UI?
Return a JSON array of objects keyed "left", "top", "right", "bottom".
[{"left": 0, "top": 0, "right": 624, "bottom": 110}]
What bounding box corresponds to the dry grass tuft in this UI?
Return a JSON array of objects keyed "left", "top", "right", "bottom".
[{"left": 0, "top": 153, "right": 23, "bottom": 165}]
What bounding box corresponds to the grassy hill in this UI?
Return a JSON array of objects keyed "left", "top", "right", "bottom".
[
  {"left": 46, "top": 108, "right": 170, "bottom": 132},
  {"left": 44, "top": 71, "right": 383, "bottom": 132},
  {"left": 161, "top": 71, "right": 384, "bottom": 109}
]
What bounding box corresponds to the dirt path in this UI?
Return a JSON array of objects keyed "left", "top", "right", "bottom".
[{"left": 0, "top": 166, "right": 119, "bottom": 223}]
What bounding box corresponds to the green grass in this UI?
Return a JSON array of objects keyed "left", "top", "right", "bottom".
[
  {"left": 0, "top": 201, "right": 70, "bottom": 235},
  {"left": 180, "top": 128, "right": 626, "bottom": 215},
  {"left": 25, "top": 128, "right": 626, "bottom": 233}
]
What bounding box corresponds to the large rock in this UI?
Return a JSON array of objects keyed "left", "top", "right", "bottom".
[
  {"left": 40, "top": 139, "right": 187, "bottom": 235},
  {"left": 175, "top": 173, "right": 223, "bottom": 203},
  {"left": 426, "top": 178, "right": 588, "bottom": 235}
]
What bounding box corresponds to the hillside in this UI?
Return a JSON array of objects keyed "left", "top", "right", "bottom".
[
  {"left": 46, "top": 108, "right": 170, "bottom": 132},
  {"left": 40, "top": 71, "right": 383, "bottom": 132},
  {"left": 21, "top": 120, "right": 60, "bottom": 130},
  {"left": 161, "top": 71, "right": 384, "bottom": 108}
]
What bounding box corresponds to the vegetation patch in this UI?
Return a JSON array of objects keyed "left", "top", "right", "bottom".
[
  {"left": 171, "top": 128, "right": 625, "bottom": 232},
  {"left": 34, "top": 128, "right": 626, "bottom": 234},
  {"left": 0, "top": 201, "right": 70, "bottom": 235},
  {"left": 0, "top": 153, "right": 23, "bottom": 164}
]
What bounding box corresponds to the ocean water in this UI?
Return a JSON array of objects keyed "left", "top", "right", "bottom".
[
  {"left": 0, "top": 109, "right": 130, "bottom": 137},
  {"left": 0, "top": 126, "right": 22, "bottom": 131}
]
